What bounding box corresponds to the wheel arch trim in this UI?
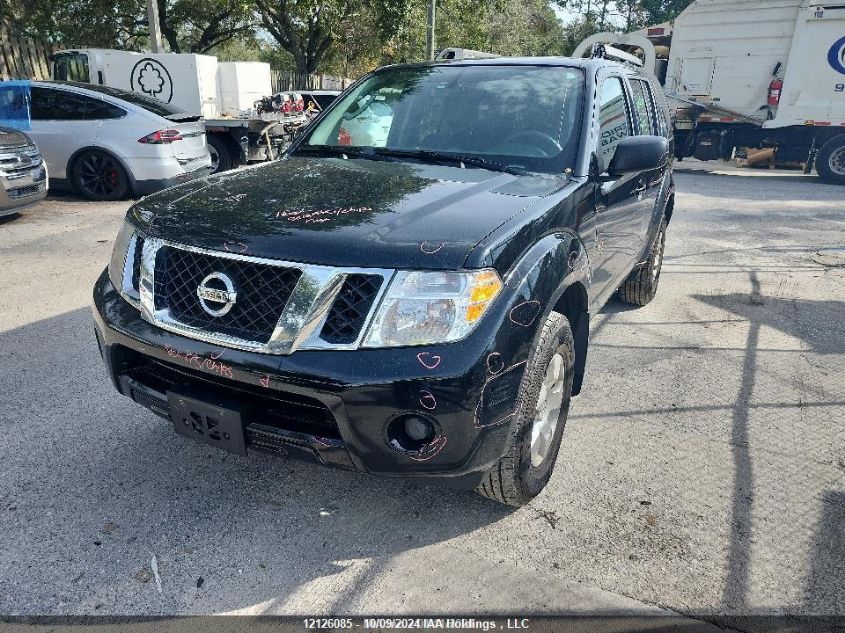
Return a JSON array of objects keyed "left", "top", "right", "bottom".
[{"left": 502, "top": 230, "right": 591, "bottom": 396}]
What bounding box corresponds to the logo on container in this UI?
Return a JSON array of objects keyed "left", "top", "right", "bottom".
[
  {"left": 829, "top": 36, "right": 845, "bottom": 75},
  {"left": 130, "top": 58, "right": 174, "bottom": 102}
]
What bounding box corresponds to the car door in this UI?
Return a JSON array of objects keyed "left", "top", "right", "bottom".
[
  {"left": 592, "top": 75, "right": 644, "bottom": 299},
  {"left": 628, "top": 77, "right": 666, "bottom": 243},
  {"left": 26, "top": 87, "right": 104, "bottom": 180}
]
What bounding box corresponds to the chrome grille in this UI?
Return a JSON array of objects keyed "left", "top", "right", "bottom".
[
  {"left": 154, "top": 245, "right": 302, "bottom": 343},
  {"left": 0, "top": 144, "right": 42, "bottom": 180},
  {"left": 135, "top": 238, "right": 394, "bottom": 354},
  {"left": 320, "top": 274, "right": 383, "bottom": 344}
]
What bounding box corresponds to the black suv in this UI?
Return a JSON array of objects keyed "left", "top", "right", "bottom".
[{"left": 93, "top": 56, "right": 674, "bottom": 506}]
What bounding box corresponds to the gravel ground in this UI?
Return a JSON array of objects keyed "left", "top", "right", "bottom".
[{"left": 0, "top": 172, "right": 842, "bottom": 626}]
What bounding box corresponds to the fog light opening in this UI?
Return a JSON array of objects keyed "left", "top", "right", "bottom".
[{"left": 388, "top": 414, "right": 437, "bottom": 453}]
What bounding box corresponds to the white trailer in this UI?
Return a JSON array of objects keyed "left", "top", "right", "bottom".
[
  {"left": 576, "top": 1, "right": 845, "bottom": 183},
  {"left": 49, "top": 49, "right": 309, "bottom": 173}
]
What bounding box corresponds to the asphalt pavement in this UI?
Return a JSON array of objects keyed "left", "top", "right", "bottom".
[{"left": 0, "top": 171, "right": 842, "bottom": 627}]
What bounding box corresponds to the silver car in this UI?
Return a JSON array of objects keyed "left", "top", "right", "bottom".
[
  {"left": 0, "top": 81, "right": 212, "bottom": 200},
  {"left": 0, "top": 126, "right": 48, "bottom": 217}
]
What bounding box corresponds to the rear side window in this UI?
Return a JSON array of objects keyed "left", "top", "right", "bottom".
[
  {"left": 64, "top": 83, "right": 186, "bottom": 118},
  {"left": 598, "top": 77, "right": 631, "bottom": 166},
  {"left": 30, "top": 88, "right": 124, "bottom": 121},
  {"left": 629, "top": 79, "right": 655, "bottom": 135}
]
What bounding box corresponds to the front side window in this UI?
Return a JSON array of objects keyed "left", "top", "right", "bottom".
[
  {"left": 598, "top": 77, "right": 631, "bottom": 166},
  {"left": 52, "top": 53, "right": 90, "bottom": 83},
  {"left": 630, "top": 79, "right": 656, "bottom": 135},
  {"left": 303, "top": 64, "right": 585, "bottom": 174}
]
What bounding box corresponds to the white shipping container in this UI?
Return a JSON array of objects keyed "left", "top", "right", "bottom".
[
  {"left": 217, "top": 62, "right": 273, "bottom": 116},
  {"left": 79, "top": 50, "right": 221, "bottom": 118}
]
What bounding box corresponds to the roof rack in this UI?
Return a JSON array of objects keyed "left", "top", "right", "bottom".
[
  {"left": 435, "top": 48, "right": 500, "bottom": 62},
  {"left": 590, "top": 43, "right": 644, "bottom": 68}
]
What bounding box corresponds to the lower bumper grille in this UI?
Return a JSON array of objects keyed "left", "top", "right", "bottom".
[
  {"left": 122, "top": 353, "right": 341, "bottom": 439},
  {"left": 8, "top": 181, "right": 45, "bottom": 199}
]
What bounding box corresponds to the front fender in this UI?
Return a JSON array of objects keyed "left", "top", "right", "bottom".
[{"left": 475, "top": 232, "right": 591, "bottom": 428}]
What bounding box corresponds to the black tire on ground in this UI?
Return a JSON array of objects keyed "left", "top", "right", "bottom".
[
  {"left": 207, "top": 134, "right": 235, "bottom": 174},
  {"left": 71, "top": 150, "right": 129, "bottom": 201},
  {"left": 618, "top": 218, "right": 667, "bottom": 307},
  {"left": 815, "top": 135, "right": 845, "bottom": 185},
  {"left": 476, "top": 312, "right": 575, "bottom": 507}
]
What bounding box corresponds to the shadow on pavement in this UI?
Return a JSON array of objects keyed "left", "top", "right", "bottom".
[{"left": 0, "top": 307, "right": 512, "bottom": 614}]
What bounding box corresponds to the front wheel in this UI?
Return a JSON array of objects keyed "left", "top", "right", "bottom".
[
  {"left": 816, "top": 135, "right": 845, "bottom": 185},
  {"left": 618, "top": 218, "right": 667, "bottom": 306},
  {"left": 476, "top": 312, "right": 575, "bottom": 507},
  {"left": 72, "top": 150, "right": 129, "bottom": 201}
]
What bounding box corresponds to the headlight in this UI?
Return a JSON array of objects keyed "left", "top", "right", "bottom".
[
  {"left": 363, "top": 269, "right": 503, "bottom": 347},
  {"left": 107, "top": 221, "right": 136, "bottom": 292}
]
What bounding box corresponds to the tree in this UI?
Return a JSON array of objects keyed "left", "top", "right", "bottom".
[
  {"left": 256, "top": 0, "right": 407, "bottom": 75},
  {"left": 5, "top": 0, "right": 258, "bottom": 54},
  {"left": 156, "top": 0, "right": 256, "bottom": 54},
  {"left": 639, "top": 0, "right": 693, "bottom": 24}
]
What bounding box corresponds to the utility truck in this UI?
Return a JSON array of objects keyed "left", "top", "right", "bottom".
[
  {"left": 575, "top": 0, "right": 845, "bottom": 184},
  {"left": 50, "top": 49, "right": 310, "bottom": 173}
]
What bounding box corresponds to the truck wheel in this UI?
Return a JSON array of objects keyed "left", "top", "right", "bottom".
[
  {"left": 207, "top": 135, "right": 234, "bottom": 174},
  {"left": 72, "top": 150, "right": 129, "bottom": 201},
  {"left": 618, "top": 218, "right": 667, "bottom": 306},
  {"left": 476, "top": 312, "right": 574, "bottom": 507},
  {"left": 816, "top": 135, "right": 845, "bottom": 185}
]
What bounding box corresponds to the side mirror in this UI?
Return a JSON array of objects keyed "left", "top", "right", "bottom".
[{"left": 606, "top": 135, "right": 669, "bottom": 178}]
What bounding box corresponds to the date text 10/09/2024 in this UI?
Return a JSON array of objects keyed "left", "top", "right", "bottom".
[{"left": 303, "top": 618, "right": 531, "bottom": 630}]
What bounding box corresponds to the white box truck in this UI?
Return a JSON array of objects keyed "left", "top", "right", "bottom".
[
  {"left": 575, "top": 0, "right": 845, "bottom": 184},
  {"left": 50, "top": 49, "right": 309, "bottom": 173}
]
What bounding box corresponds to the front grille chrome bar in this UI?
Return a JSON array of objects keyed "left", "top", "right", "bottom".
[{"left": 137, "top": 238, "right": 394, "bottom": 355}]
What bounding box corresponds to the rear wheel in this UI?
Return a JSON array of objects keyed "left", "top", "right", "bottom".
[
  {"left": 72, "top": 150, "right": 129, "bottom": 201},
  {"left": 618, "top": 218, "right": 667, "bottom": 306},
  {"left": 476, "top": 312, "right": 575, "bottom": 507},
  {"left": 816, "top": 135, "right": 845, "bottom": 185},
  {"left": 207, "top": 134, "right": 234, "bottom": 174}
]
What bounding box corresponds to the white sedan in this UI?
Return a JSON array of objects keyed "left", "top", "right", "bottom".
[{"left": 3, "top": 81, "right": 212, "bottom": 200}]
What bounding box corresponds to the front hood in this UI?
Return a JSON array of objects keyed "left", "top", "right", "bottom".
[
  {"left": 0, "top": 127, "right": 31, "bottom": 148},
  {"left": 131, "top": 156, "right": 568, "bottom": 270}
]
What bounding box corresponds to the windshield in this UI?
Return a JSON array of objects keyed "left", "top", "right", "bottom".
[{"left": 302, "top": 64, "right": 584, "bottom": 174}]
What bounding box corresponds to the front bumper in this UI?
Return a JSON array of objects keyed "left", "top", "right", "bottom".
[
  {"left": 92, "top": 270, "right": 535, "bottom": 488},
  {"left": 0, "top": 163, "right": 48, "bottom": 214}
]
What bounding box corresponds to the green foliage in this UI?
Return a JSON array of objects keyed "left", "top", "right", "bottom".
[
  {"left": 4, "top": 0, "right": 256, "bottom": 52},
  {"left": 557, "top": 0, "right": 694, "bottom": 55},
  {"left": 383, "top": 0, "right": 566, "bottom": 65}
]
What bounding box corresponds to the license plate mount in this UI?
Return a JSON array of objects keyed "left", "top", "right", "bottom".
[{"left": 168, "top": 392, "right": 247, "bottom": 456}]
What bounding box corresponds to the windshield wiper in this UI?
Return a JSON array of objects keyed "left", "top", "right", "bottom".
[
  {"left": 372, "top": 148, "right": 527, "bottom": 175},
  {"left": 293, "top": 145, "right": 380, "bottom": 160}
]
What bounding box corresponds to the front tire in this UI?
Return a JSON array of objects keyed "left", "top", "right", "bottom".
[
  {"left": 72, "top": 150, "right": 129, "bottom": 201},
  {"left": 476, "top": 312, "right": 575, "bottom": 507},
  {"left": 618, "top": 218, "right": 667, "bottom": 306},
  {"left": 816, "top": 135, "right": 845, "bottom": 185}
]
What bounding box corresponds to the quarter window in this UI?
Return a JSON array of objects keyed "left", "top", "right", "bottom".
[
  {"left": 598, "top": 77, "right": 631, "bottom": 166},
  {"left": 629, "top": 79, "right": 655, "bottom": 135}
]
